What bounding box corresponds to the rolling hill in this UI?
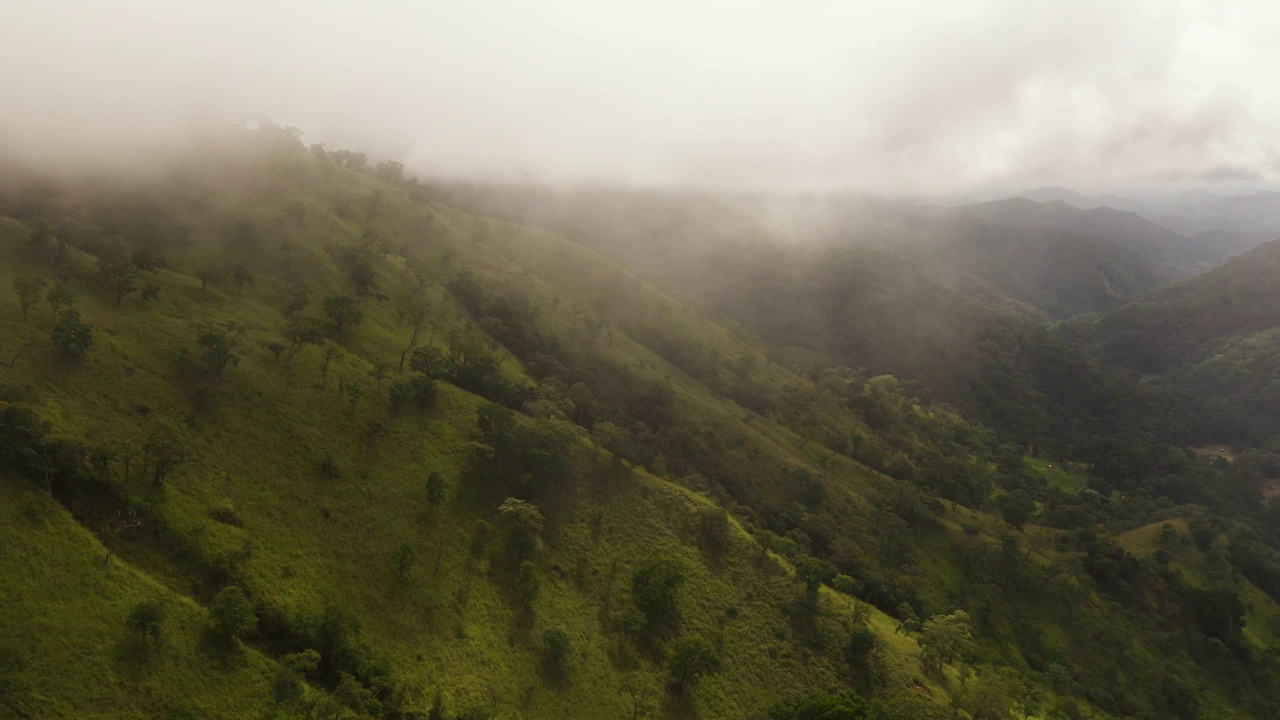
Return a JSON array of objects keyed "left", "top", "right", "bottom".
[
  {"left": 1064, "top": 240, "right": 1280, "bottom": 443},
  {"left": 1015, "top": 186, "right": 1280, "bottom": 255},
  {"left": 442, "top": 184, "right": 1202, "bottom": 450},
  {"left": 3, "top": 125, "right": 1280, "bottom": 720},
  {"left": 951, "top": 198, "right": 1200, "bottom": 270}
]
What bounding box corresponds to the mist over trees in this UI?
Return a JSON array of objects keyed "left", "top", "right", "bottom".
[
  {"left": 1, "top": 114, "right": 1279, "bottom": 720},
  {"left": 4, "top": 0, "right": 1280, "bottom": 716}
]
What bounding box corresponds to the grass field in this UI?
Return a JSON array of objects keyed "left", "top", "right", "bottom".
[
  {"left": 1191, "top": 445, "right": 1235, "bottom": 462},
  {"left": 1025, "top": 457, "right": 1088, "bottom": 494},
  {"left": 1117, "top": 517, "right": 1189, "bottom": 557},
  {"left": 0, "top": 482, "right": 276, "bottom": 719}
]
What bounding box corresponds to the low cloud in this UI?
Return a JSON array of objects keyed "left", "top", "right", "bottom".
[{"left": 2, "top": 0, "right": 1277, "bottom": 195}]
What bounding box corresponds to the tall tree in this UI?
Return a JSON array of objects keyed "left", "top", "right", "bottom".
[
  {"left": 367, "top": 362, "right": 391, "bottom": 395},
  {"left": 45, "top": 280, "right": 76, "bottom": 323},
  {"left": 272, "top": 650, "right": 320, "bottom": 710},
  {"left": 195, "top": 261, "right": 223, "bottom": 292},
  {"left": 144, "top": 417, "right": 190, "bottom": 488},
  {"left": 375, "top": 160, "right": 404, "bottom": 183},
  {"left": 919, "top": 610, "right": 973, "bottom": 673},
  {"left": 12, "top": 277, "right": 45, "bottom": 322},
  {"left": 425, "top": 472, "right": 446, "bottom": 506},
  {"left": 348, "top": 260, "right": 376, "bottom": 296},
  {"left": 667, "top": 637, "right": 720, "bottom": 693},
  {"left": 130, "top": 248, "right": 163, "bottom": 273},
  {"left": 321, "top": 347, "right": 343, "bottom": 389},
  {"left": 196, "top": 322, "right": 245, "bottom": 387},
  {"left": 498, "top": 498, "right": 545, "bottom": 564},
  {"left": 125, "top": 601, "right": 167, "bottom": 644},
  {"left": 397, "top": 295, "right": 432, "bottom": 370},
  {"left": 96, "top": 241, "right": 139, "bottom": 305},
  {"left": 324, "top": 296, "right": 363, "bottom": 333},
  {"left": 230, "top": 263, "right": 253, "bottom": 295},
  {"left": 632, "top": 556, "right": 686, "bottom": 631},
  {"left": 51, "top": 310, "right": 93, "bottom": 359},
  {"left": 542, "top": 627, "right": 572, "bottom": 675},
  {"left": 283, "top": 316, "right": 329, "bottom": 363},
  {"left": 209, "top": 585, "right": 257, "bottom": 645},
  {"left": 796, "top": 556, "right": 837, "bottom": 605}
]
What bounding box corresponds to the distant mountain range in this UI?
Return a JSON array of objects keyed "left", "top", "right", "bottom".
[
  {"left": 892, "top": 194, "right": 1253, "bottom": 318},
  {"left": 1018, "top": 185, "right": 1280, "bottom": 241},
  {"left": 1020, "top": 186, "right": 1148, "bottom": 213},
  {"left": 952, "top": 197, "right": 1196, "bottom": 264},
  {"left": 443, "top": 184, "right": 1272, "bottom": 324}
]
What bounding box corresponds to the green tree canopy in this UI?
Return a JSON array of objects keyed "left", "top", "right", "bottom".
[
  {"left": 125, "top": 600, "right": 167, "bottom": 644},
  {"left": 919, "top": 610, "right": 973, "bottom": 672},
  {"left": 324, "top": 295, "right": 364, "bottom": 333},
  {"left": 542, "top": 627, "right": 572, "bottom": 673},
  {"left": 272, "top": 649, "right": 320, "bottom": 709},
  {"left": 209, "top": 585, "right": 257, "bottom": 643},
  {"left": 764, "top": 690, "right": 868, "bottom": 720},
  {"left": 667, "top": 636, "right": 720, "bottom": 692},
  {"left": 498, "top": 497, "right": 544, "bottom": 563},
  {"left": 12, "top": 276, "right": 45, "bottom": 322},
  {"left": 632, "top": 555, "right": 687, "bottom": 630},
  {"left": 51, "top": 309, "right": 93, "bottom": 359}
]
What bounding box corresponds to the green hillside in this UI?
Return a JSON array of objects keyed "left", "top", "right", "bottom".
[
  {"left": 952, "top": 198, "right": 1199, "bottom": 269},
  {"left": 444, "top": 186, "right": 1178, "bottom": 320},
  {"left": 3, "top": 125, "right": 1280, "bottom": 720},
  {"left": 902, "top": 217, "right": 1163, "bottom": 319},
  {"left": 1064, "top": 240, "right": 1280, "bottom": 443},
  {"left": 0, "top": 482, "right": 276, "bottom": 719},
  {"left": 441, "top": 184, "right": 1202, "bottom": 458}
]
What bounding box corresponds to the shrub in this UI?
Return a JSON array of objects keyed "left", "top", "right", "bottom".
[{"left": 542, "top": 627, "right": 572, "bottom": 673}]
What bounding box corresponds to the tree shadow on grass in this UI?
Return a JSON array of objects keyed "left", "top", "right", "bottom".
[
  {"left": 780, "top": 594, "right": 828, "bottom": 653},
  {"left": 660, "top": 688, "right": 700, "bottom": 720},
  {"left": 111, "top": 635, "right": 160, "bottom": 680},
  {"left": 607, "top": 634, "right": 643, "bottom": 673},
  {"left": 196, "top": 628, "right": 245, "bottom": 668},
  {"left": 535, "top": 657, "right": 571, "bottom": 691}
]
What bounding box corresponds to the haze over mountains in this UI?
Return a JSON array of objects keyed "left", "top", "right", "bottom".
[
  {"left": 1018, "top": 185, "right": 1280, "bottom": 245},
  {"left": 7, "top": 2, "right": 1280, "bottom": 719},
  {"left": 451, "top": 178, "right": 1276, "bottom": 324},
  {"left": 8, "top": 126, "right": 1280, "bottom": 720}
]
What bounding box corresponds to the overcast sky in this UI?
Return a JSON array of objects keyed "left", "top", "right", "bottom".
[{"left": 2, "top": 0, "right": 1277, "bottom": 195}]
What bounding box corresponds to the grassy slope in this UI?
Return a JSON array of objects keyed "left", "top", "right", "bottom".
[
  {"left": 0, "top": 482, "right": 276, "bottom": 720},
  {"left": 4, "top": 146, "right": 1277, "bottom": 719},
  {"left": 1024, "top": 457, "right": 1088, "bottom": 494},
  {"left": 0, "top": 162, "right": 935, "bottom": 719},
  {"left": 1119, "top": 517, "right": 1280, "bottom": 651}
]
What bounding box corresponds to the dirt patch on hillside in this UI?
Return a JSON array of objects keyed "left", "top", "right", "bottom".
[
  {"left": 1262, "top": 480, "right": 1280, "bottom": 502},
  {"left": 1193, "top": 445, "right": 1234, "bottom": 462}
]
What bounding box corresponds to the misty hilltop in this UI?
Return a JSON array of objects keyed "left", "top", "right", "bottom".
[
  {"left": 1016, "top": 186, "right": 1280, "bottom": 240},
  {"left": 2, "top": 123, "right": 1280, "bottom": 720},
  {"left": 5, "top": 1, "right": 1280, "bottom": 719}
]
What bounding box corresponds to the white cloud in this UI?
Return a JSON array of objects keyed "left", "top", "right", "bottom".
[{"left": 1, "top": 0, "right": 1277, "bottom": 194}]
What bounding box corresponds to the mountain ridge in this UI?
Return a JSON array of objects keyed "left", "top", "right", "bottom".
[{"left": 4, "top": 126, "right": 1280, "bottom": 720}]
